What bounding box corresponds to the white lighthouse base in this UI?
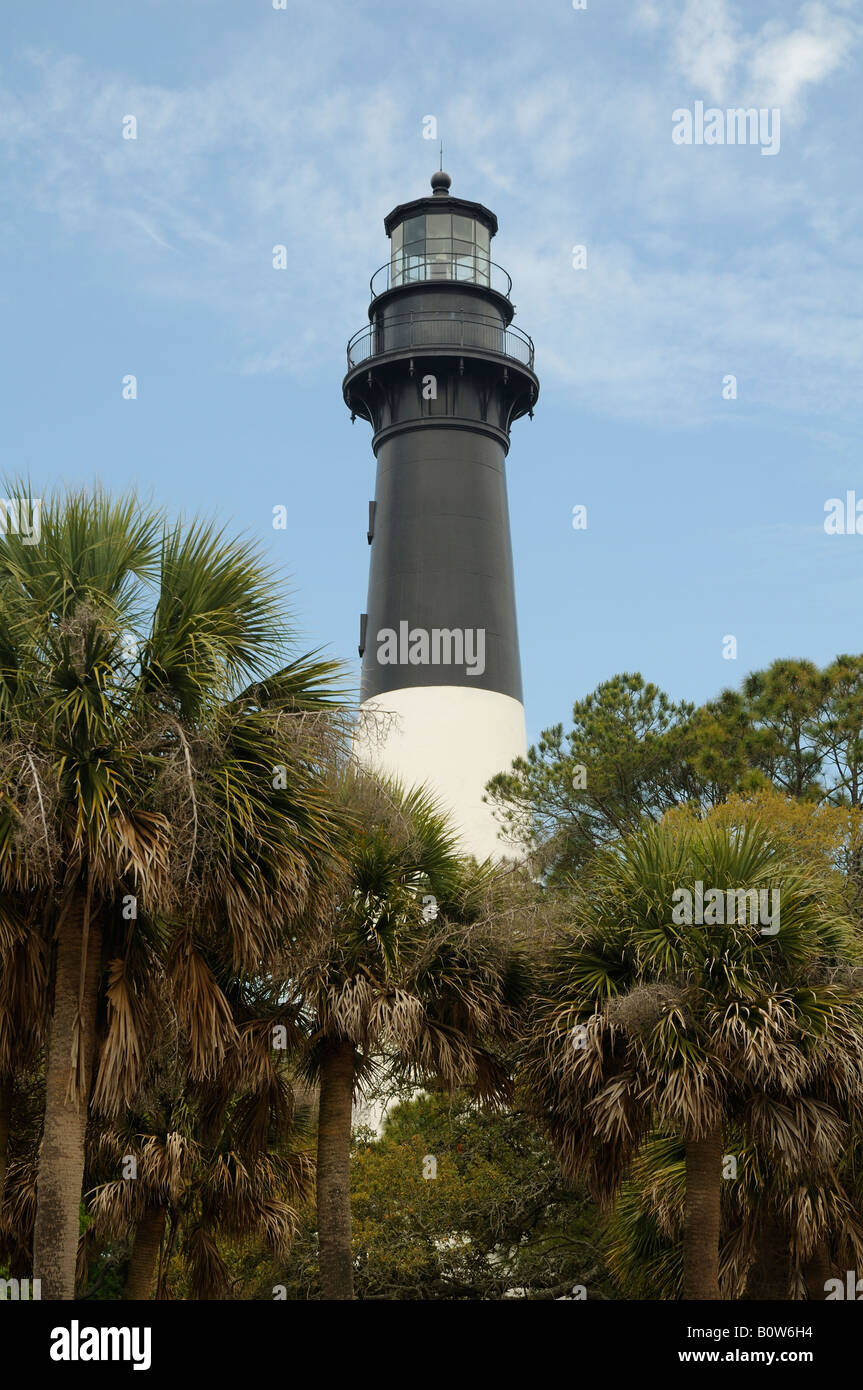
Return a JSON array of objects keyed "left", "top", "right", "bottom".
[{"left": 355, "top": 685, "right": 527, "bottom": 862}]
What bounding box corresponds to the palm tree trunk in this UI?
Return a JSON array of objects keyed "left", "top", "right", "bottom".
[
  {"left": 33, "top": 894, "right": 103, "bottom": 1300},
  {"left": 682, "top": 1123, "right": 723, "bottom": 1299},
  {"left": 316, "top": 1038, "right": 355, "bottom": 1300},
  {"left": 125, "top": 1204, "right": 166, "bottom": 1300},
  {"left": 0, "top": 1074, "right": 12, "bottom": 1206},
  {"left": 747, "top": 1208, "right": 789, "bottom": 1299}
]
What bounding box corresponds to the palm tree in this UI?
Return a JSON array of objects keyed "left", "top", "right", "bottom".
[
  {"left": 0, "top": 1066, "right": 42, "bottom": 1281},
  {"left": 87, "top": 962, "right": 318, "bottom": 1301},
  {"left": 525, "top": 814, "right": 863, "bottom": 1299},
  {"left": 291, "top": 771, "right": 526, "bottom": 1300},
  {"left": 0, "top": 895, "right": 46, "bottom": 1204},
  {"left": 0, "top": 484, "right": 346, "bottom": 1298},
  {"left": 606, "top": 1122, "right": 863, "bottom": 1301},
  {"left": 87, "top": 1120, "right": 196, "bottom": 1299},
  {"left": 88, "top": 1096, "right": 314, "bottom": 1300}
]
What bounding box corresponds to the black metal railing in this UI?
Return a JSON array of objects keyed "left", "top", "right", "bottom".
[
  {"left": 346, "top": 312, "right": 534, "bottom": 370},
  {"left": 369, "top": 255, "right": 513, "bottom": 299}
]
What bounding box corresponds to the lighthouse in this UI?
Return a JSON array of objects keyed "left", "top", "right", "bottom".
[{"left": 344, "top": 172, "right": 539, "bottom": 861}]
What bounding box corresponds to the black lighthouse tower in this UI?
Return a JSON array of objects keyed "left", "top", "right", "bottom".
[{"left": 344, "top": 171, "right": 539, "bottom": 859}]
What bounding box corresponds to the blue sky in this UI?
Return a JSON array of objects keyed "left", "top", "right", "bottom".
[{"left": 1, "top": 0, "right": 861, "bottom": 746}]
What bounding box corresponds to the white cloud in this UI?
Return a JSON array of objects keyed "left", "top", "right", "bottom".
[
  {"left": 631, "top": 1, "right": 664, "bottom": 31},
  {"left": 675, "top": 0, "right": 742, "bottom": 100},
  {"left": 673, "top": 0, "right": 857, "bottom": 118},
  {"left": 748, "top": 3, "right": 855, "bottom": 113}
]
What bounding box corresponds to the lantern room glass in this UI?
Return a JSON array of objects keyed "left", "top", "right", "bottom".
[{"left": 390, "top": 213, "right": 492, "bottom": 288}]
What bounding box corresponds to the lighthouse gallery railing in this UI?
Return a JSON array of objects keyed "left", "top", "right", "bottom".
[
  {"left": 346, "top": 312, "right": 535, "bottom": 371},
  {"left": 369, "top": 255, "right": 513, "bottom": 299}
]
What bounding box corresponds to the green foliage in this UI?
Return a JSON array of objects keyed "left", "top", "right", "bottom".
[
  {"left": 273, "top": 1091, "right": 613, "bottom": 1300},
  {"left": 605, "top": 1135, "right": 686, "bottom": 1299},
  {"left": 486, "top": 674, "right": 699, "bottom": 884},
  {"left": 486, "top": 658, "right": 863, "bottom": 883}
]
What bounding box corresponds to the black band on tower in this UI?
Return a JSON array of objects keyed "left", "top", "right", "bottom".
[{"left": 343, "top": 173, "right": 539, "bottom": 708}]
